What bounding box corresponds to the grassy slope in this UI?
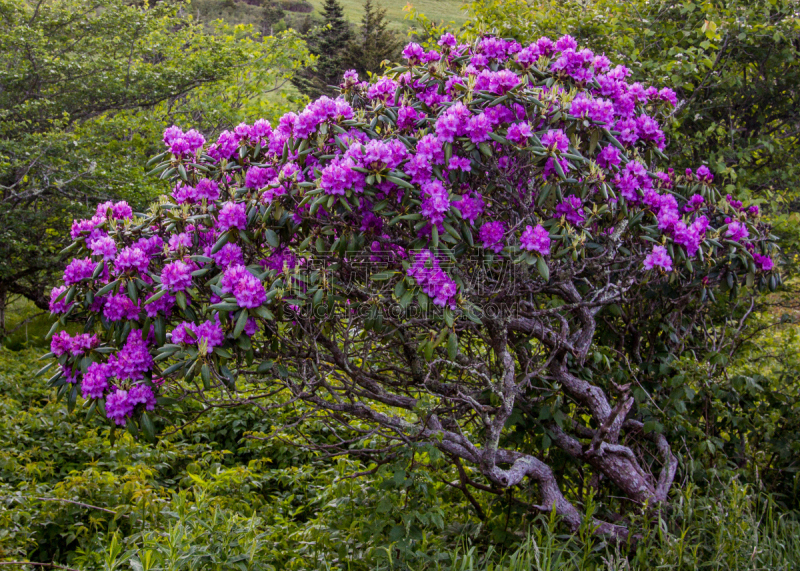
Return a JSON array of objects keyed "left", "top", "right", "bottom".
[
  {"left": 304, "top": 0, "right": 468, "bottom": 29},
  {"left": 192, "top": 0, "right": 468, "bottom": 30}
]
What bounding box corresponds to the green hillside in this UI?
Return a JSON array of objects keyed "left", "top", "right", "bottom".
[
  {"left": 192, "top": 0, "right": 468, "bottom": 31},
  {"left": 304, "top": 0, "right": 468, "bottom": 29}
]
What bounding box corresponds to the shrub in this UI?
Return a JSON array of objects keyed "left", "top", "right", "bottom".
[
  {"left": 279, "top": 0, "right": 313, "bottom": 14},
  {"left": 45, "top": 34, "right": 778, "bottom": 539}
]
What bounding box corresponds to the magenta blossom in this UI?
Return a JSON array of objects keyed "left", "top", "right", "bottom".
[
  {"left": 520, "top": 225, "right": 551, "bottom": 256},
  {"left": 644, "top": 245, "right": 673, "bottom": 271}
]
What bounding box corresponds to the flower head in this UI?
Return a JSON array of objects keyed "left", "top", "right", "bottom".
[
  {"left": 520, "top": 225, "right": 550, "bottom": 256},
  {"left": 643, "top": 245, "right": 673, "bottom": 271}
]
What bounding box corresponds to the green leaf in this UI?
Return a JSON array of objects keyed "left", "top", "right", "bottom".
[
  {"left": 96, "top": 280, "right": 120, "bottom": 297},
  {"left": 211, "top": 231, "right": 230, "bottom": 254},
  {"left": 264, "top": 229, "right": 280, "bottom": 248},
  {"left": 140, "top": 413, "right": 156, "bottom": 443},
  {"left": 233, "top": 310, "right": 249, "bottom": 338},
  {"left": 537, "top": 257, "right": 550, "bottom": 282},
  {"left": 447, "top": 332, "right": 458, "bottom": 360},
  {"left": 144, "top": 288, "right": 168, "bottom": 305}
]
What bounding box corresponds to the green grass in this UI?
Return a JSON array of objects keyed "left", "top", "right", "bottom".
[
  {"left": 192, "top": 0, "right": 270, "bottom": 28},
  {"left": 193, "top": 0, "right": 469, "bottom": 31},
  {"left": 304, "top": 0, "right": 469, "bottom": 29},
  {"left": 2, "top": 297, "right": 61, "bottom": 351}
]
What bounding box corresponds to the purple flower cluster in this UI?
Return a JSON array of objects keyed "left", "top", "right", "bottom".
[
  {"left": 161, "top": 261, "right": 193, "bottom": 292},
  {"left": 596, "top": 146, "right": 621, "bottom": 169},
  {"left": 106, "top": 389, "right": 134, "bottom": 425},
  {"left": 208, "top": 131, "right": 239, "bottom": 161},
  {"left": 49, "top": 286, "right": 72, "bottom": 314},
  {"left": 321, "top": 156, "right": 365, "bottom": 195},
  {"left": 169, "top": 233, "right": 192, "bottom": 252},
  {"left": 212, "top": 243, "right": 244, "bottom": 268},
  {"left": 458, "top": 193, "right": 485, "bottom": 225},
  {"left": 552, "top": 44, "right": 603, "bottom": 83},
  {"left": 673, "top": 216, "right": 709, "bottom": 256},
  {"left": 96, "top": 201, "right": 133, "bottom": 221},
  {"left": 89, "top": 236, "right": 117, "bottom": 260},
  {"left": 115, "top": 246, "right": 150, "bottom": 275},
  {"left": 136, "top": 236, "right": 164, "bottom": 257},
  {"left": 367, "top": 77, "right": 399, "bottom": 103},
  {"left": 696, "top": 165, "right": 714, "bottom": 182},
  {"left": 404, "top": 134, "right": 445, "bottom": 184},
  {"left": 397, "top": 106, "right": 424, "bottom": 130},
  {"left": 108, "top": 330, "right": 153, "bottom": 381},
  {"left": 129, "top": 384, "right": 157, "bottom": 411},
  {"left": 448, "top": 156, "right": 471, "bottom": 171},
  {"left": 145, "top": 291, "right": 175, "bottom": 318},
  {"left": 63, "top": 258, "right": 95, "bottom": 285},
  {"left": 643, "top": 245, "right": 673, "bottom": 271},
  {"left": 294, "top": 96, "right": 353, "bottom": 139},
  {"left": 217, "top": 202, "right": 247, "bottom": 232},
  {"left": 520, "top": 225, "right": 551, "bottom": 256},
  {"left": 420, "top": 180, "right": 450, "bottom": 226},
  {"left": 402, "top": 43, "right": 441, "bottom": 65},
  {"left": 726, "top": 220, "right": 750, "bottom": 242},
  {"left": 570, "top": 95, "right": 614, "bottom": 124},
  {"left": 172, "top": 316, "right": 225, "bottom": 349},
  {"left": 506, "top": 122, "right": 532, "bottom": 144},
  {"left": 51, "top": 331, "right": 99, "bottom": 357},
  {"left": 245, "top": 166, "right": 275, "bottom": 190},
  {"left": 103, "top": 294, "right": 140, "bottom": 322},
  {"left": 435, "top": 103, "right": 473, "bottom": 143},
  {"left": 479, "top": 221, "right": 505, "bottom": 253},
  {"left": 516, "top": 37, "right": 556, "bottom": 68},
  {"left": 174, "top": 179, "right": 222, "bottom": 204},
  {"left": 163, "top": 126, "right": 205, "bottom": 158},
  {"left": 473, "top": 70, "right": 520, "bottom": 94},
  {"left": 220, "top": 265, "right": 266, "bottom": 308},
  {"left": 541, "top": 129, "right": 570, "bottom": 152},
  {"left": 407, "top": 250, "right": 457, "bottom": 309},
  {"left": 81, "top": 362, "right": 111, "bottom": 399},
  {"left": 614, "top": 161, "right": 652, "bottom": 203},
  {"left": 555, "top": 196, "right": 585, "bottom": 226},
  {"left": 754, "top": 253, "right": 774, "bottom": 271},
  {"left": 476, "top": 37, "right": 520, "bottom": 62}
]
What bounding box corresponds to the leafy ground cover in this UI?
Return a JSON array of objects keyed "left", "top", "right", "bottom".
[{"left": 2, "top": 333, "right": 800, "bottom": 570}]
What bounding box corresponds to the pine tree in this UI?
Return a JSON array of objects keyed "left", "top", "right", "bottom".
[
  {"left": 260, "top": 0, "right": 285, "bottom": 36},
  {"left": 292, "top": 0, "right": 353, "bottom": 99},
  {"left": 345, "top": 0, "right": 403, "bottom": 78}
]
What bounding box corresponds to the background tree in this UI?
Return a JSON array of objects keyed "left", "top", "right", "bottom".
[
  {"left": 0, "top": 0, "right": 309, "bottom": 334},
  {"left": 292, "top": 0, "right": 353, "bottom": 98},
  {"left": 260, "top": 0, "right": 286, "bottom": 35},
  {"left": 462, "top": 0, "right": 800, "bottom": 265},
  {"left": 345, "top": 0, "right": 403, "bottom": 78}
]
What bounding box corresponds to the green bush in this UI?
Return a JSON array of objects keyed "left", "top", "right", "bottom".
[{"left": 3, "top": 346, "right": 800, "bottom": 570}]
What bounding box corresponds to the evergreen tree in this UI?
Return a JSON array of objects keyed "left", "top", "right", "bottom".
[
  {"left": 292, "top": 0, "right": 353, "bottom": 99},
  {"left": 345, "top": 0, "right": 403, "bottom": 78},
  {"left": 260, "top": 0, "right": 285, "bottom": 36}
]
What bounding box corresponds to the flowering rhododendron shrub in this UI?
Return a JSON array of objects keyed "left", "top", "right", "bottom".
[{"left": 43, "top": 34, "right": 778, "bottom": 539}]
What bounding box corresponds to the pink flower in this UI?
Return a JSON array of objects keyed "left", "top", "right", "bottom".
[
  {"left": 217, "top": 202, "right": 247, "bottom": 232},
  {"left": 520, "top": 225, "right": 550, "bottom": 256},
  {"left": 479, "top": 221, "right": 505, "bottom": 253},
  {"left": 643, "top": 245, "right": 673, "bottom": 271},
  {"left": 726, "top": 221, "right": 749, "bottom": 242}
]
